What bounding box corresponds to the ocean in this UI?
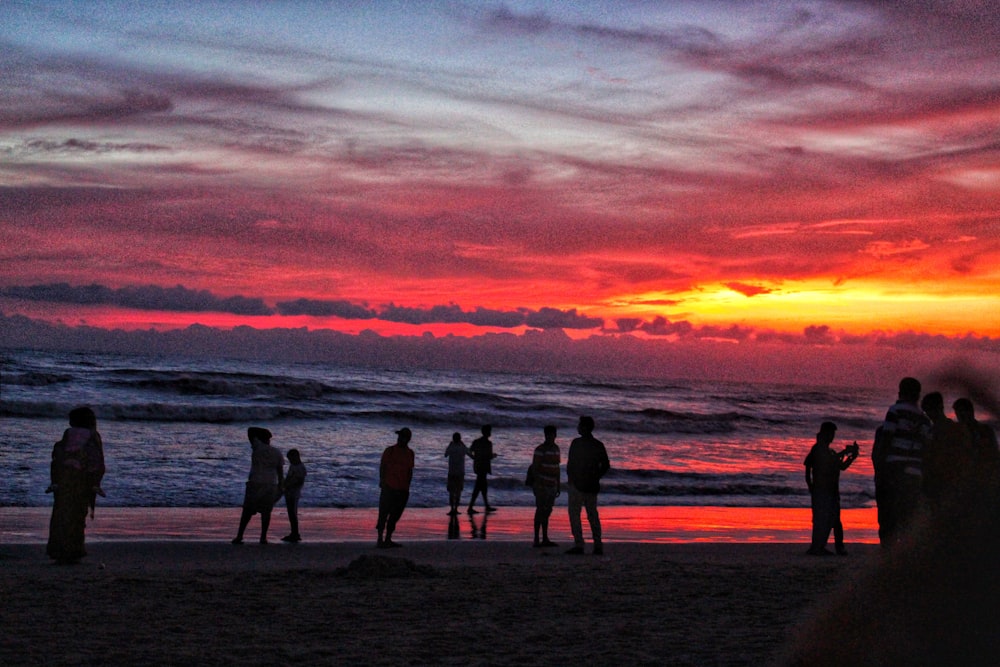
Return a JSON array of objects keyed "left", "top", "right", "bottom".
[{"left": 1, "top": 347, "right": 887, "bottom": 511}]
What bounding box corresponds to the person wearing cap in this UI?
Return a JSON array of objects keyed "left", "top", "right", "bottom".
[
  {"left": 232, "top": 427, "right": 284, "bottom": 545},
  {"left": 377, "top": 427, "right": 415, "bottom": 548},
  {"left": 804, "top": 421, "right": 858, "bottom": 555}
]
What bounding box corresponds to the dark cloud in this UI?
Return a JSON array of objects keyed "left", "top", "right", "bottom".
[
  {"left": 614, "top": 318, "right": 643, "bottom": 333},
  {"left": 276, "top": 298, "right": 376, "bottom": 319},
  {"left": 1, "top": 283, "right": 273, "bottom": 316},
  {"left": 804, "top": 325, "right": 835, "bottom": 345},
  {"left": 694, "top": 324, "right": 754, "bottom": 342},
  {"left": 380, "top": 303, "right": 515, "bottom": 327},
  {"left": 725, "top": 282, "right": 773, "bottom": 297},
  {"left": 4, "top": 311, "right": 997, "bottom": 389},
  {"left": 524, "top": 307, "right": 603, "bottom": 330},
  {"left": 24, "top": 138, "right": 168, "bottom": 154},
  {"left": 381, "top": 303, "right": 600, "bottom": 330},
  {"left": 0, "top": 283, "right": 606, "bottom": 330},
  {"left": 639, "top": 316, "right": 695, "bottom": 337},
  {"left": 486, "top": 6, "right": 553, "bottom": 34}
]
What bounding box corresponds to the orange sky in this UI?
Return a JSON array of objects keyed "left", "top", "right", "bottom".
[{"left": 2, "top": 2, "right": 999, "bottom": 376}]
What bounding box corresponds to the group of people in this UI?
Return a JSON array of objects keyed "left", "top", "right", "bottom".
[
  {"left": 230, "top": 427, "right": 307, "bottom": 545},
  {"left": 380, "top": 416, "right": 611, "bottom": 554},
  {"left": 804, "top": 376, "right": 998, "bottom": 556},
  {"left": 874, "top": 377, "right": 998, "bottom": 546},
  {"left": 48, "top": 377, "right": 995, "bottom": 562}
]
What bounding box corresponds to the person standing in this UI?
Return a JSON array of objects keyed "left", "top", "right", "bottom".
[
  {"left": 804, "top": 422, "right": 858, "bottom": 556},
  {"left": 467, "top": 424, "right": 497, "bottom": 514},
  {"left": 565, "top": 415, "right": 610, "bottom": 555},
  {"left": 444, "top": 432, "right": 470, "bottom": 516},
  {"left": 953, "top": 398, "right": 999, "bottom": 461},
  {"left": 531, "top": 425, "right": 561, "bottom": 548},
  {"left": 377, "top": 427, "right": 415, "bottom": 548},
  {"left": 281, "top": 448, "right": 306, "bottom": 543},
  {"left": 920, "top": 391, "right": 973, "bottom": 505},
  {"left": 46, "top": 406, "right": 106, "bottom": 564},
  {"left": 232, "top": 427, "right": 284, "bottom": 545},
  {"left": 872, "top": 377, "right": 930, "bottom": 547}
]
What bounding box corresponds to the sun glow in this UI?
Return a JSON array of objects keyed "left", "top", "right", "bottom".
[{"left": 614, "top": 278, "right": 1000, "bottom": 337}]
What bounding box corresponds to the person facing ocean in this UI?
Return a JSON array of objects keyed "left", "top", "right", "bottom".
[
  {"left": 281, "top": 448, "right": 306, "bottom": 543},
  {"left": 873, "top": 377, "right": 930, "bottom": 547},
  {"left": 531, "top": 425, "right": 561, "bottom": 548},
  {"left": 444, "top": 432, "right": 470, "bottom": 516},
  {"left": 377, "top": 427, "right": 415, "bottom": 548},
  {"left": 565, "top": 415, "right": 610, "bottom": 555},
  {"left": 920, "top": 391, "right": 972, "bottom": 506},
  {"left": 953, "top": 398, "right": 999, "bottom": 462},
  {"left": 232, "top": 427, "right": 284, "bottom": 545},
  {"left": 467, "top": 424, "right": 497, "bottom": 514},
  {"left": 46, "top": 406, "right": 106, "bottom": 564}
]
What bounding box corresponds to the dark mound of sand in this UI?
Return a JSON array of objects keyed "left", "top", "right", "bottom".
[{"left": 335, "top": 553, "right": 438, "bottom": 579}]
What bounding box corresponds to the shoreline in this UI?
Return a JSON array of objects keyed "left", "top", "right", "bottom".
[
  {"left": 1, "top": 504, "right": 880, "bottom": 545},
  {"left": 8, "top": 505, "right": 994, "bottom": 665}
]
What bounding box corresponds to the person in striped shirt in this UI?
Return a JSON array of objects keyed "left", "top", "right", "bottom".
[
  {"left": 873, "top": 377, "right": 931, "bottom": 547},
  {"left": 531, "top": 425, "right": 561, "bottom": 548}
]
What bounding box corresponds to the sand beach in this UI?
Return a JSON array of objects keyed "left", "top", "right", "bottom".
[
  {"left": 0, "top": 506, "right": 885, "bottom": 666},
  {"left": 0, "top": 539, "right": 877, "bottom": 666}
]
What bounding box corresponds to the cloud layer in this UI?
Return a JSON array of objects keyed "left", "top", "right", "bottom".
[{"left": 1, "top": 1, "right": 998, "bottom": 354}]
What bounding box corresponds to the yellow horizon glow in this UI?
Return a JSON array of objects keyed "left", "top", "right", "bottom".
[{"left": 614, "top": 279, "right": 1000, "bottom": 337}]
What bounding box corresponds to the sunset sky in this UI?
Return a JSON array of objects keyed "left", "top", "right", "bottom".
[{"left": 2, "top": 1, "right": 999, "bottom": 380}]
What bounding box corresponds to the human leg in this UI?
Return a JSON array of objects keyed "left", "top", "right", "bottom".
[
  {"left": 385, "top": 489, "right": 408, "bottom": 545},
  {"left": 583, "top": 491, "right": 602, "bottom": 550},
  {"left": 447, "top": 475, "right": 462, "bottom": 514},
  {"left": 376, "top": 489, "right": 391, "bottom": 545},
  {"left": 532, "top": 488, "right": 545, "bottom": 545},
  {"left": 482, "top": 477, "right": 493, "bottom": 511},
  {"left": 539, "top": 488, "right": 555, "bottom": 544},
  {"left": 833, "top": 496, "right": 846, "bottom": 554},
  {"left": 233, "top": 506, "right": 254, "bottom": 544},
  {"left": 260, "top": 507, "right": 272, "bottom": 543},
  {"left": 567, "top": 485, "right": 584, "bottom": 550},
  {"left": 284, "top": 492, "right": 301, "bottom": 541},
  {"left": 808, "top": 492, "right": 834, "bottom": 554},
  {"left": 468, "top": 475, "right": 486, "bottom": 512}
]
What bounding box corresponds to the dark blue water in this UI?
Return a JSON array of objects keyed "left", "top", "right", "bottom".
[{"left": 1, "top": 348, "right": 887, "bottom": 509}]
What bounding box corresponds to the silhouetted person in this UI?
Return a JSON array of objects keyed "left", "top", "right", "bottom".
[
  {"left": 872, "top": 377, "right": 930, "bottom": 547},
  {"left": 46, "top": 406, "right": 106, "bottom": 564},
  {"left": 376, "top": 427, "right": 414, "bottom": 548},
  {"left": 532, "top": 425, "right": 561, "bottom": 548},
  {"left": 954, "top": 397, "right": 999, "bottom": 462},
  {"left": 467, "top": 425, "right": 497, "bottom": 514},
  {"left": 281, "top": 448, "right": 306, "bottom": 543},
  {"left": 777, "top": 372, "right": 1000, "bottom": 666},
  {"left": 233, "top": 427, "right": 284, "bottom": 545},
  {"left": 804, "top": 421, "right": 858, "bottom": 555},
  {"left": 565, "top": 415, "right": 610, "bottom": 555},
  {"left": 444, "top": 432, "right": 470, "bottom": 516},
  {"left": 921, "top": 391, "right": 973, "bottom": 506}
]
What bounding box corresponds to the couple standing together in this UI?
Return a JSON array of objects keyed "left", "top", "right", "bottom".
[{"left": 538, "top": 415, "right": 612, "bottom": 555}]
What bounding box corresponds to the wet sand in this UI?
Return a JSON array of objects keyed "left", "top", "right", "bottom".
[{"left": 0, "top": 505, "right": 880, "bottom": 544}]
